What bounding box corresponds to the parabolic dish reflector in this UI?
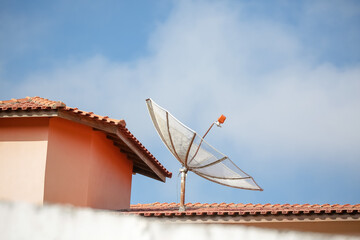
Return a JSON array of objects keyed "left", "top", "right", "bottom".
[{"left": 146, "top": 98, "right": 262, "bottom": 191}]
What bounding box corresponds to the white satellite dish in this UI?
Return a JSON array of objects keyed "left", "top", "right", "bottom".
[{"left": 146, "top": 98, "right": 262, "bottom": 211}]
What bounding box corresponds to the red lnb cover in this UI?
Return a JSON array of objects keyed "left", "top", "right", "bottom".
[{"left": 218, "top": 114, "right": 226, "bottom": 124}]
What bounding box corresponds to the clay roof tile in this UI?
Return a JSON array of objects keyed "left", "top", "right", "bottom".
[{"left": 126, "top": 202, "right": 360, "bottom": 218}]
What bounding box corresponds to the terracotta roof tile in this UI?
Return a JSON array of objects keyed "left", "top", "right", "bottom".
[
  {"left": 0, "top": 96, "right": 66, "bottom": 111},
  {"left": 124, "top": 203, "right": 360, "bottom": 217},
  {"left": 0, "top": 96, "right": 172, "bottom": 179}
]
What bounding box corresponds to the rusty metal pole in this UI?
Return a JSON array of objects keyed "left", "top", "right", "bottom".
[{"left": 179, "top": 167, "right": 187, "bottom": 211}]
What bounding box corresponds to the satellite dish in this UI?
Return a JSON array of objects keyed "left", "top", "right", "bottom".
[{"left": 146, "top": 98, "right": 262, "bottom": 211}]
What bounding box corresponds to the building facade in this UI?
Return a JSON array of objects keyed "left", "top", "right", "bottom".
[{"left": 0, "top": 97, "right": 171, "bottom": 210}]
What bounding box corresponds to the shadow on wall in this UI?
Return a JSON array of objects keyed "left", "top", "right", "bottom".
[{"left": 0, "top": 201, "right": 357, "bottom": 240}]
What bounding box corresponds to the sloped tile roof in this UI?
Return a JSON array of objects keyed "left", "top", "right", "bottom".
[
  {"left": 127, "top": 202, "right": 360, "bottom": 217},
  {"left": 0, "top": 97, "right": 123, "bottom": 125},
  {"left": 0, "top": 97, "right": 66, "bottom": 110},
  {"left": 0, "top": 96, "right": 172, "bottom": 180}
]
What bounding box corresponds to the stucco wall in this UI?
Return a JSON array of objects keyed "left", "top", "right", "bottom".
[
  {"left": 1, "top": 202, "right": 356, "bottom": 240},
  {"left": 0, "top": 117, "right": 134, "bottom": 209},
  {"left": 44, "top": 117, "right": 92, "bottom": 206},
  {"left": 44, "top": 117, "right": 132, "bottom": 209},
  {"left": 0, "top": 118, "right": 49, "bottom": 204},
  {"left": 87, "top": 131, "right": 133, "bottom": 210}
]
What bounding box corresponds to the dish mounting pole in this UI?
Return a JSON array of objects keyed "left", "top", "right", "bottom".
[{"left": 179, "top": 166, "right": 187, "bottom": 211}]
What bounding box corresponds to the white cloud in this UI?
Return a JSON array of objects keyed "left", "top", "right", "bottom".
[{"left": 12, "top": 0, "right": 360, "bottom": 162}]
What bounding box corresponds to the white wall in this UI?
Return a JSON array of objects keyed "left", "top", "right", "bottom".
[{"left": 0, "top": 201, "right": 357, "bottom": 240}]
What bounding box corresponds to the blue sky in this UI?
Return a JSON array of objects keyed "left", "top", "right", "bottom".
[{"left": 1, "top": 0, "right": 360, "bottom": 205}]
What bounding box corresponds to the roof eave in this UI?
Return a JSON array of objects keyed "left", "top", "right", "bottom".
[
  {"left": 0, "top": 109, "right": 58, "bottom": 118},
  {"left": 114, "top": 127, "right": 167, "bottom": 182}
]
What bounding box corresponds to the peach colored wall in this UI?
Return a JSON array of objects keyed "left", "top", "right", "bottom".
[
  {"left": 44, "top": 117, "right": 133, "bottom": 209},
  {"left": 87, "top": 131, "right": 133, "bottom": 210},
  {"left": 0, "top": 118, "right": 49, "bottom": 204},
  {"left": 44, "top": 117, "right": 92, "bottom": 206},
  {"left": 0, "top": 118, "right": 49, "bottom": 141}
]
